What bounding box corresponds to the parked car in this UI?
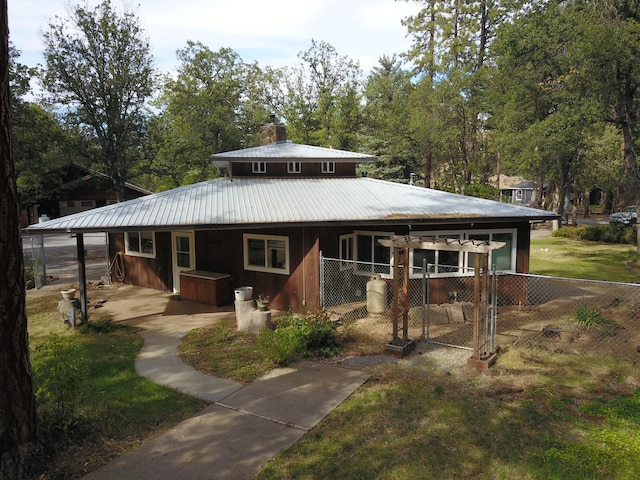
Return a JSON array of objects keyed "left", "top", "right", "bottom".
[{"left": 609, "top": 206, "right": 637, "bottom": 226}]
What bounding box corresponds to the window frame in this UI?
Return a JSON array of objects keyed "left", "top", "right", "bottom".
[
  {"left": 287, "top": 161, "right": 301, "bottom": 174},
  {"left": 125, "top": 231, "right": 156, "bottom": 259},
  {"left": 252, "top": 161, "right": 266, "bottom": 174},
  {"left": 339, "top": 233, "right": 354, "bottom": 270},
  {"left": 322, "top": 161, "right": 335, "bottom": 174},
  {"left": 353, "top": 230, "right": 392, "bottom": 277},
  {"left": 408, "top": 229, "right": 517, "bottom": 278},
  {"left": 243, "top": 233, "right": 290, "bottom": 275}
]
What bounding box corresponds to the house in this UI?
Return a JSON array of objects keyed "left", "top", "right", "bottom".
[
  {"left": 25, "top": 123, "right": 559, "bottom": 317},
  {"left": 500, "top": 180, "right": 548, "bottom": 207},
  {"left": 20, "top": 163, "right": 152, "bottom": 227}
]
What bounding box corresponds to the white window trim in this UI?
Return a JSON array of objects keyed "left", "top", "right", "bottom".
[
  {"left": 125, "top": 231, "right": 156, "bottom": 259},
  {"left": 243, "top": 233, "right": 290, "bottom": 275},
  {"left": 322, "top": 161, "right": 335, "bottom": 173},
  {"left": 353, "top": 230, "right": 392, "bottom": 278},
  {"left": 252, "top": 161, "right": 266, "bottom": 173},
  {"left": 287, "top": 161, "right": 301, "bottom": 174},
  {"left": 465, "top": 228, "right": 517, "bottom": 273},
  {"left": 408, "top": 229, "right": 517, "bottom": 278},
  {"left": 339, "top": 233, "right": 354, "bottom": 271}
]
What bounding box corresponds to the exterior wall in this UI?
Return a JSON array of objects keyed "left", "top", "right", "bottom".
[
  {"left": 230, "top": 162, "right": 355, "bottom": 177},
  {"left": 109, "top": 232, "right": 172, "bottom": 292},
  {"left": 110, "top": 221, "right": 535, "bottom": 313}
]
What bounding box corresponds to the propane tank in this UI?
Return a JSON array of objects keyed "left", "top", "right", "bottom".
[{"left": 366, "top": 274, "right": 387, "bottom": 316}]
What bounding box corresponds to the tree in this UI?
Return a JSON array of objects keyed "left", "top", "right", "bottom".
[
  {"left": 149, "top": 43, "right": 270, "bottom": 189},
  {"left": 41, "top": 0, "right": 155, "bottom": 201},
  {"left": 282, "top": 40, "right": 363, "bottom": 150},
  {"left": 0, "top": 0, "right": 38, "bottom": 478},
  {"left": 362, "top": 55, "right": 418, "bottom": 182}
]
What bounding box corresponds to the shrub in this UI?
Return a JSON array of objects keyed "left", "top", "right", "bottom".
[
  {"left": 553, "top": 225, "right": 636, "bottom": 244},
  {"left": 256, "top": 310, "right": 341, "bottom": 366}
]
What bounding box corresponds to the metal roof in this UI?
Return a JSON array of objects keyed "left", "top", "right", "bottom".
[
  {"left": 24, "top": 177, "right": 559, "bottom": 234},
  {"left": 210, "top": 141, "right": 377, "bottom": 162}
]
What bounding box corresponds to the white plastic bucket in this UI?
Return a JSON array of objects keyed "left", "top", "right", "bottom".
[{"left": 234, "top": 286, "right": 253, "bottom": 301}]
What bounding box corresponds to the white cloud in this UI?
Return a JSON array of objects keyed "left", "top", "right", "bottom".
[{"left": 9, "top": 0, "right": 420, "bottom": 74}]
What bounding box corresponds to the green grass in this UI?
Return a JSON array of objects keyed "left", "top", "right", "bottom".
[
  {"left": 255, "top": 349, "right": 640, "bottom": 480},
  {"left": 27, "top": 293, "right": 208, "bottom": 479},
  {"left": 530, "top": 237, "right": 638, "bottom": 282}
]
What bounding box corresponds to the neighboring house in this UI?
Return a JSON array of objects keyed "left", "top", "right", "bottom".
[
  {"left": 500, "top": 180, "right": 548, "bottom": 207},
  {"left": 26, "top": 123, "right": 559, "bottom": 314},
  {"left": 20, "top": 163, "right": 151, "bottom": 227}
]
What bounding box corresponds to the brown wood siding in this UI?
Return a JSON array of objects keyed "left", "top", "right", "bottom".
[
  {"left": 108, "top": 221, "right": 534, "bottom": 314},
  {"left": 108, "top": 232, "right": 172, "bottom": 292},
  {"left": 229, "top": 161, "right": 356, "bottom": 177},
  {"left": 195, "top": 228, "right": 320, "bottom": 312}
]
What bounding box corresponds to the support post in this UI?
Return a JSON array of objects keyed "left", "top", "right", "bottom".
[
  {"left": 391, "top": 246, "right": 400, "bottom": 345},
  {"left": 76, "top": 233, "right": 88, "bottom": 323}
]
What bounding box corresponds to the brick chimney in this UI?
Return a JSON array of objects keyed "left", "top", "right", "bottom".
[{"left": 259, "top": 114, "right": 287, "bottom": 145}]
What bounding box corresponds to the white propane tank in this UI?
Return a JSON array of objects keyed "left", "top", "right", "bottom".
[{"left": 366, "top": 274, "right": 386, "bottom": 316}]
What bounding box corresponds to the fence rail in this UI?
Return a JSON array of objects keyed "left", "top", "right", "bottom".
[{"left": 320, "top": 255, "right": 640, "bottom": 366}]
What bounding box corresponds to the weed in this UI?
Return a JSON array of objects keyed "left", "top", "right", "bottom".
[{"left": 572, "top": 304, "right": 614, "bottom": 330}]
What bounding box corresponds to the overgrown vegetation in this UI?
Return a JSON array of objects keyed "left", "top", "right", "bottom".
[
  {"left": 256, "top": 310, "right": 342, "bottom": 365},
  {"left": 553, "top": 225, "right": 637, "bottom": 244},
  {"left": 179, "top": 310, "right": 343, "bottom": 383}
]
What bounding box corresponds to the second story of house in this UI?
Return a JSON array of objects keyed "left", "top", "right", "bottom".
[{"left": 210, "top": 122, "right": 377, "bottom": 178}]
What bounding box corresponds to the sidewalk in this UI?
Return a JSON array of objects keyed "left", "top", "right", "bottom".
[{"left": 80, "top": 285, "right": 370, "bottom": 480}]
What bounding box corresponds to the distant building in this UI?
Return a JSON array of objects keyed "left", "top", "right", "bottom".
[{"left": 20, "top": 163, "right": 151, "bottom": 227}]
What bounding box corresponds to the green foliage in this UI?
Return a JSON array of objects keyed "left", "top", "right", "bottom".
[
  {"left": 572, "top": 305, "right": 614, "bottom": 330},
  {"left": 256, "top": 310, "right": 342, "bottom": 366},
  {"left": 464, "top": 183, "right": 500, "bottom": 200},
  {"left": 33, "top": 334, "right": 89, "bottom": 431},
  {"left": 41, "top": 0, "right": 155, "bottom": 199},
  {"left": 553, "top": 225, "right": 636, "bottom": 244}
]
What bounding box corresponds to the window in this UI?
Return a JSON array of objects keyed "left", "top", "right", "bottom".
[
  {"left": 354, "top": 231, "right": 392, "bottom": 275},
  {"left": 322, "top": 161, "right": 335, "bottom": 173},
  {"left": 515, "top": 190, "right": 523, "bottom": 202},
  {"left": 410, "top": 233, "right": 463, "bottom": 277},
  {"left": 243, "top": 233, "right": 289, "bottom": 274},
  {"left": 125, "top": 231, "right": 156, "bottom": 258},
  {"left": 66, "top": 201, "right": 75, "bottom": 207},
  {"left": 252, "top": 161, "right": 266, "bottom": 173},
  {"left": 467, "top": 230, "right": 516, "bottom": 272},
  {"left": 409, "top": 230, "right": 516, "bottom": 278},
  {"left": 339, "top": 234, "right": 354, "bottom": 270},
  {"left": 81, "top": 200, "right": 94, "bottom": 207},
  {"left": 287, "top": 161, "right": 301, "bottom": 173}
]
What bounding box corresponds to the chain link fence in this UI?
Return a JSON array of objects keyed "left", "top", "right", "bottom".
[{"left": 320, "top": 255, "right": 640, "bottom": 366}]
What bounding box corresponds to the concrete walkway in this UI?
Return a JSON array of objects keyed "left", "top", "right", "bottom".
[{"left": 79, "top": 286, "right": 370, "bottom": 480}]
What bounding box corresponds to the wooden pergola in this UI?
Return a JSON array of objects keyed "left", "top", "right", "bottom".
[{"left": 378, "top": 236, "right": 505, "bottom": 370}]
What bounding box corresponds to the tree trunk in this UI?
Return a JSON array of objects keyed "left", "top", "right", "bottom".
[{"left": 0, "top": 1, "right": 38, "bottom": 477}]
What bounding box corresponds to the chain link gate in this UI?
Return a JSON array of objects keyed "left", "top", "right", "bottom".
[{"left": 28, "top": 234, "right": 47, "bottom": 289}]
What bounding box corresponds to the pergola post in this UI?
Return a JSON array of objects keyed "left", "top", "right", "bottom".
[{"left": 76, "top": 233, "right": 88, "bottom": 323}]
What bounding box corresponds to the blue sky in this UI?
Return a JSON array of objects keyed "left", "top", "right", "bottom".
[{"left": 8, "top": 0, "right": 419, "bottom": 75}]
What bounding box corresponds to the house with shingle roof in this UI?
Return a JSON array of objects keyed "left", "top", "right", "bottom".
[{"left": 26, "top": 122, "right": 559, "bottom": 315}]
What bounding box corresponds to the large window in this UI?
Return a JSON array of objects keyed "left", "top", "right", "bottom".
[
  {"left": 411, "top": 229, "right": 516, "bottom": 277},
  {"left": 410, "top": 233, "right": 463, "bottom": 276},
  {"left": 354, "top": 231, "right": 392, "bottom": 275},
  {"left": 340, "top": 229, "right": 516, "bottom": 279},
  {"left": 243, "top": 233, "right": 289, "bottom": 274},
  {"left": 125, "top": 231, "right": 156, "bottom": 258}
]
